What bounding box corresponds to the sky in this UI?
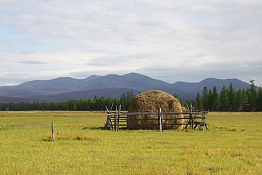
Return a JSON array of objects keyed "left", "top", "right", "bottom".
[{"left": 1, "top": 0, "right": 262, "bottom": 86}]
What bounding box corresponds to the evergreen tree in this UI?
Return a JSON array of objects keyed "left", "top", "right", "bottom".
[
  {"left": 208, "top": 89, "right": 213, "bottom": 110},
  {"left": 202, "top": 86, "right": 209, "bottom": 111},
  {"left": 195, "top": 92, "right": 203, "bottom": 110},
  {"left": 257, "top": 86, "right": 262, "bottom": 111},
  {"left": 212, "top": 86, "right": 220, "bottom": 111},
  {"left": 236, "top": 88, "right": 243, "bottom": 111},
  {"left": 228, "top": 83, "right": 237, "bottom": 111},
  {"left": 248, "top": 80, "right": 257, "bottom": 111},
  {"left": 241, "top": 89, "right": 249, "bottom": 111},
  {"left": 220, "top": 86, "right": 229, "bottom": 111}
]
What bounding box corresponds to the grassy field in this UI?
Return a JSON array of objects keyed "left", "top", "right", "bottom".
[{"left": 0, "top": 111, "right": 261, "bottom": 174}]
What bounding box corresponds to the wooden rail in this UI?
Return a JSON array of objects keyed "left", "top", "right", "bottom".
[{"left": 104, "top": 106, "right": 209, "bottom": 131}]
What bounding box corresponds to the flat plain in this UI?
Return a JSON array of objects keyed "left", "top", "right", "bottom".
[{"left": 0, "top": 111, "right": 261, "bottom": 174}]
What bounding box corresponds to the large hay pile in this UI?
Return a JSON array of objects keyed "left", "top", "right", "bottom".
[{"left": 127, "top": 90, "right": 184, "bottom": 130}]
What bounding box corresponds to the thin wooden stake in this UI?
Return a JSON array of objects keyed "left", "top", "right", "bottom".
[
  {"left": 113, "top": 114, "right": 116, "bottom": 131},
  {"left": 190, "top": 104, "right": 194, "bottom": 130},
  {"left": 159, "top": 108, "right": 163, "bottom": 132},
  {"left": 117, "top": 105, "right": 121, "bottom": 131},
  {"left": 51, "top": 122, "right": 55, "bottom": 139}
]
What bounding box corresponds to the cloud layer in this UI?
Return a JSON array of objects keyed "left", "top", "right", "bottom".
[{"left": 0, "top": 0, "right": 262, "bottom": 86}]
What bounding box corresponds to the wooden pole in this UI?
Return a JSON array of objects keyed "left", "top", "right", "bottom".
[
  {"left": 114, "top": 114, "right": 116, "bottom": 131},
  {"left": 190, "top": 104, "right": 194, "bottom": 130},
  {"left": 159, "top": 108, "right": 163, "bottom": 132},
  {"left": 117, "top": 105, "right": 121, "bottom": 131},
  {"left": 114, "top": 106, "right": 117, "bottom": 131},
  {"left": 51, "top": 122, "right": 55, "bottom": 139}
]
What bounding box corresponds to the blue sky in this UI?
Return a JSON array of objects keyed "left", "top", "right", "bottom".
[{"left": 1, "top": 0, "right": 262, "bottom": 86}]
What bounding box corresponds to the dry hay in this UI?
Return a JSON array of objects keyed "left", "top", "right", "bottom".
[
  {"left": 182, "top": 106, "right": 189, "bottom": 112},
  {"left": 127, "top": 90, "right": 184, "bottom": 130}
]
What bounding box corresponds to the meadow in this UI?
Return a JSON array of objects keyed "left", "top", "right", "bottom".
[{"left": 0, "top": 111, "right": 261, "bottom": 174}]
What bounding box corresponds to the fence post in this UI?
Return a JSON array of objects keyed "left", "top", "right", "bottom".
[
  {"left": 159, "top": 108, "right": 163, "bottom": 132},
  {"left": 116, "top": 105, "right": 121, "bottom": 131},
  {"left": 114, "top": 107, "right": 117, "bottom": 131},
  {"left": 190, "top": 104, "right": 194, "bottom": 130},
  {"left": 51, "top": 122, "right": 55, "bottom": 139}
]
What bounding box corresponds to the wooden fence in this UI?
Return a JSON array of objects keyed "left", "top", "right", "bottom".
[{"left": 104, "top": 106, "right": 209, "bottom": 131}]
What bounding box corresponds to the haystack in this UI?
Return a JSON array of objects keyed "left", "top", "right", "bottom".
[{"left": 127, "top": 90, "right": 184, "bottom": 130}]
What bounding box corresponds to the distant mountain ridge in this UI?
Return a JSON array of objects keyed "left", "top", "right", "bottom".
[
  {"left": 173, "top": 78, "right": 250, "bottom": 95},
  {"left": 0, "top": 73, "right": 251, "bottom": 103}
]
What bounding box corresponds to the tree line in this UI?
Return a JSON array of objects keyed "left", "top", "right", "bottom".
[
  {"left": 0, "top": 82, "right": 261, "bottom": 112},
  {"left": 0, "top": 92, "right": 134, "bottom": 111},
  {"left": 182, "top": 81, "right": 262, "bottom": 112}
]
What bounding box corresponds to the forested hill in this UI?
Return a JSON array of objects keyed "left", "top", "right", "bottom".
[
  {"left": 1, "top": 83, "right": 261, "bottom": 112},
  {"left": 0, "top": 73, "right": 252, "bottom": 103}
]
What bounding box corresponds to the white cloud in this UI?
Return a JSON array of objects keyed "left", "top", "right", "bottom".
[{"left": 0, "top": 0, "right": 262, "bottom": 86}]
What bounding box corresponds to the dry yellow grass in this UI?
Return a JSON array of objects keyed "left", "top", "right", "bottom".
[{"left": 0, "top": 111, "right": 261, "bottom": 174}]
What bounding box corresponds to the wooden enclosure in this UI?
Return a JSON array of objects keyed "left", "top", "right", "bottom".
[{"left": 104, "top": 106, "right": 209, "bottom": 131}]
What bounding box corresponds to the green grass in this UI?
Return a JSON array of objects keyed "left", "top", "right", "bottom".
[{"left": 0, "top": 111, "right": 262, "bottom": 174}]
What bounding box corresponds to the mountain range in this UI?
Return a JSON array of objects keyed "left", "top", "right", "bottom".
[{"left": 0, "top": 73, "right": 251, "bottom": 103}]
